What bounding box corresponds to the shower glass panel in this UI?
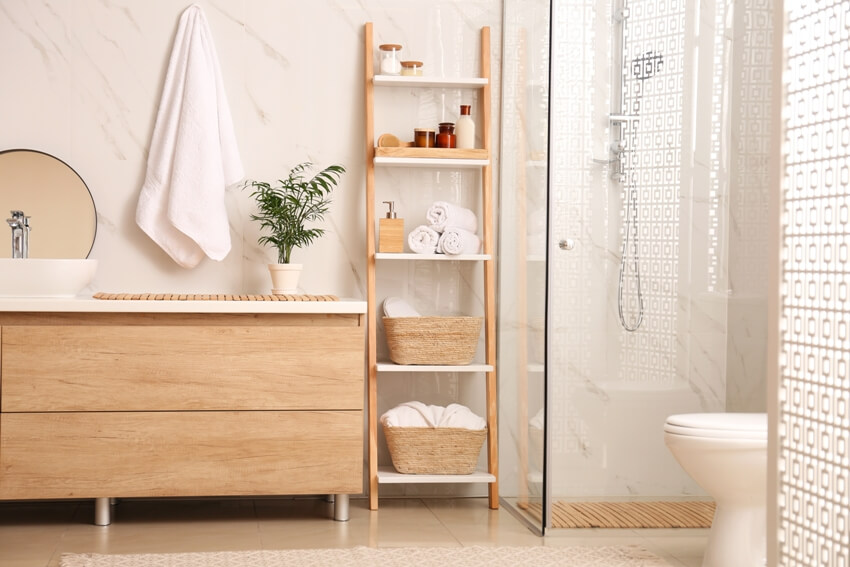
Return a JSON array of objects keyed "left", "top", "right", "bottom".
[
  {"left": 499, "top": 0, "right": 773, "bottom": 532},
  {"left": 496, "top": 0, "right": 550, "bottom": 534}
]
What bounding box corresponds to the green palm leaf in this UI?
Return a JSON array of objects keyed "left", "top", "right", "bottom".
[{"left": 244, "top": 162, "right": 346, "bottom": 264}]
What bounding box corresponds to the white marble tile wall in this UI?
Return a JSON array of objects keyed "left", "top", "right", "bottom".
[
  {"left": 0, "top": 0, "right": 502, "bottom": 497},
  {"left": 0, "top": 0, "right": 500, "bottom": 297}
]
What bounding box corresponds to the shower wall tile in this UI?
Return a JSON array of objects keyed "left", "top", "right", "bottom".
[
  {"left": 726, "top": 296, "right": 769, "bottom": 412},
  {"left": 725, "top": 0, "right": 773, "bottom": 411}
]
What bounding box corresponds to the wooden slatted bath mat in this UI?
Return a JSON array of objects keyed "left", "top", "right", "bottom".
[
  {"left": 93, "top": 292, "right": 339, "bottom": 301},
  {"left": 525, "top": 500, "right": 715, "bottom": 529}
]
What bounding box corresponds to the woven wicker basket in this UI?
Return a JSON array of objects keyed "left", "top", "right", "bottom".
[
  {"left": 383, "top": 425, "right": 487, "bottom": 474},
  {"left": 383, "top": 316, "right": 483, "bottom": 365}
]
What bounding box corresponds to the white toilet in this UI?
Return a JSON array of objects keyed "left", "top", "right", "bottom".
[{"left": 664, "top": 413, "right": 767, "bottom": 567}]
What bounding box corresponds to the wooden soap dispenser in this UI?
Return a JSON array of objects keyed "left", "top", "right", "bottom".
[{"left": 379, "top": 201, "right": 404, "bottom": 253}]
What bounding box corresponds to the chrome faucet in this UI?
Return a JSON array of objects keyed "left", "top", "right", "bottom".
[{"left": 6, "top": 210, "right": 31, "bottom": 259}]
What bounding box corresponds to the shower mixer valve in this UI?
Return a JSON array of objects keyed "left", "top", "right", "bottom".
[
  {"left": 611, "top": 140, "right": 626, "bottom": 155},
  {"left": 592, "top": 115, "right": 637, "bottom": 179}
]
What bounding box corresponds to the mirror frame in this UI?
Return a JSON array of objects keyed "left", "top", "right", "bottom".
[{"left": 0, "top": 148, "right": 97, "bottom": 259}]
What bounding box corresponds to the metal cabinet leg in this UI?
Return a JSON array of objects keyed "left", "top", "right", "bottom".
[
  {"left": 94, "top": 497, "right": 112, "bottom": 526},
  {"left": 333, "top": 494, "right": 349, "bottom": 522}
]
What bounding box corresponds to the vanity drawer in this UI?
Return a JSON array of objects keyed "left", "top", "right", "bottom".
[
  {"left": 0, "top": 410, "right": 363, "bottom": 500},
  {"left": 1, "top": 325, "right": 364, "bottom": 412}
]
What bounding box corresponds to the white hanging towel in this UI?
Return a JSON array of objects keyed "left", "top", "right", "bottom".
[{"left": 136, "top": 4, "right": 243, "bottom": 268}]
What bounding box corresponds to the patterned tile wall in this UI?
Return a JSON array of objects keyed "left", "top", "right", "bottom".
[
  {"left": 779, "top": 1, "right": 850, "bottom": 564},
  {"left": 618, "top": 0, "right": 685, "bottom": 384}
]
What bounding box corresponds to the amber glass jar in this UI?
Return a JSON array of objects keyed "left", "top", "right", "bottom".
[
  {"left": 436, "top": 122, "right": 456, "bottom": 148},
  {"left": 414, "top": 128, "right": 436, "bottom": 148}
]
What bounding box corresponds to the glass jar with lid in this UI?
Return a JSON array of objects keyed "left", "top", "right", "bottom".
[
  {"left": 400, "top": 61, "right": 423, "bottom": 77},
  {"left": 414, "top": 128, "right": 436, "bottom": 148},
  {"left": 436, "top": 123, "right": 457, "bottom": 148},
  {"left": 378, "top": 44, "right": 403, "bottom": 75}
]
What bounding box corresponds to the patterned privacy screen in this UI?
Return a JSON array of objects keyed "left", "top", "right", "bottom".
[{"left": 779, "top": 1, "right": 850, "bottom": 564}]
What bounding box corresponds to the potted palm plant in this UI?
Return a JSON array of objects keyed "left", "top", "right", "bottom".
[{"left": 244, "top": 162, "right": 346, "bottom": 293}]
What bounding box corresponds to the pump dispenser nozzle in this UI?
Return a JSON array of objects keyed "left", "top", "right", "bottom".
[{"left": 383, "top": 201, "right": 397, "bottom": 219}]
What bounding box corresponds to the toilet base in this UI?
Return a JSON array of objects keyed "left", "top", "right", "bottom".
[{"left": 702, "top": 503, "right": 766, "bottom": 567}]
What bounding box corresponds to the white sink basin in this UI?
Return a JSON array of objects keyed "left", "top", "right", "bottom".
[{"left": 0, "top": 258, "right": 98, "bottom": 297}]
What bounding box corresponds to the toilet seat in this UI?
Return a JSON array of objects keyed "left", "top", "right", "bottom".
[{"left": 664, "top": 413, "right": 767, "bottom": 440}]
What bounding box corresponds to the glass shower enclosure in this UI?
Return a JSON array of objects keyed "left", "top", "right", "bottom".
[{"left": 498, "top": 0, "right": 773, "bottom": 533}]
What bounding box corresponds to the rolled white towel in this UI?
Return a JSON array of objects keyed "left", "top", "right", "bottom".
[
  {"left": 426, "top": 201, "right": 478, "bottom": 233},
  {"left": 407, "top": 225, "right": 440, "bottom": 254},
  {"left": 382, "top": 297, "right": 421, "bottom": 318},
  {"left": 438, "top": 227, "right": 481, "bottom": 255}
]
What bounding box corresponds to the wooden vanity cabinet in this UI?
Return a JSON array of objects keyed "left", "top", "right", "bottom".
[{"left": 0, "top": 311, "right": 364, "bottom": 502}]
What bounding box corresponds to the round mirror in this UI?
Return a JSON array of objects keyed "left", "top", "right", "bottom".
[{"left": 0, "top": 149, "right": 97, "bottom": 259}]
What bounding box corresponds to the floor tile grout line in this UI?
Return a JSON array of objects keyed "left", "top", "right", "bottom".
[
  {"left": 45, "top": 500, "right": 81, "bottom": 567},
  {"left": 420, "top": 498, "right": 466, "bottom": 547}
]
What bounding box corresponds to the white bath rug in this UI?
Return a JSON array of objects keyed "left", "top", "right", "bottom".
[{"left": 60, "top": 545, "right": 670, "bottom": 566}]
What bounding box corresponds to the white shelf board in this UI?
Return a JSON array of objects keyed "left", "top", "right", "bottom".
[
  {"left": 377, "top": 362, "right": 493, "bottom": 373},
  {"left": 376, "top": 252, "right": 491, "bottom": 261},
  {"left": 527, "top": 254, "right": 546, "bottom": 263},
  {"left": 374, "top": 157, "right": 489, "bottom": 168},
  {"left": 373, "top": 75, "right": 488, "bottom": 88},
  {"left": 377, "top": 466, "right": 496, "bottom": 484},
  {"left": 527, "top": 363, "right": 544, "bottom": 373}
]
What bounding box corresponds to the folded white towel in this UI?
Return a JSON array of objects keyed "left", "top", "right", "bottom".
[
  {"left": 381, "top": 401, "right": 486, "bottom": 430},
  {"left": 407, "top": 225, "right": 440, "bottom": 254},
  {"left": 439, "top": 403, "right": 487, "bottom": 429},
  {"left": 438, "top": 227, "right": 481, "bottom": 255},
  {"left": 426, "top": 201, "right": 478, "bottom": 233},
  {"left": 383, "top": 297, "right": 421, "bottom": 318},
  {"left": 136, "top": 4, "right": 243, "bottom": 268}
]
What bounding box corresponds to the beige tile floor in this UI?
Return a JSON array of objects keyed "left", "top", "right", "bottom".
[{"left": 0, "top": 497, "right": 708, "bottom": 567}]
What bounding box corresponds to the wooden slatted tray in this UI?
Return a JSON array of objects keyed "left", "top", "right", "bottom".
[{"left": 93, "top": 292, "right": 339, "bottom": 302}]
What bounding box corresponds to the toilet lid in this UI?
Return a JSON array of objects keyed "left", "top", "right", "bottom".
[{"left": 664, "top": 413, "right": 767, "bottom": 440}]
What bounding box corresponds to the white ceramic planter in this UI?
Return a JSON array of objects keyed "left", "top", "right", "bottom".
[{"left": 268, "top": 263, "right": 302, "bottom": 294}]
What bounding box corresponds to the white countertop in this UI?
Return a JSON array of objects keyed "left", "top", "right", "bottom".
[{"left": 0, "top": 296, "right": 367, "bottom": 314}]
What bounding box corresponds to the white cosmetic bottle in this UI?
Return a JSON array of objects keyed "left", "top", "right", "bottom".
[{"left": 456, "top": 104, "right": 475, "bottom": 149}]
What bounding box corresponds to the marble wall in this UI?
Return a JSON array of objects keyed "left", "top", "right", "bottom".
[
  {"left": 0, "top": 0, "right": 500, "bottom": 297},
  {"left": 1, "top": 0, "right": 502, "bottom": 497}
]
